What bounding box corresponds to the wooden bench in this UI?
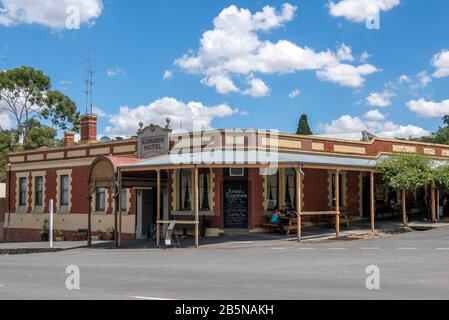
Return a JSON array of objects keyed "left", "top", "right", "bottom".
[{"left": 263, "top": 216, "right": 298, "bottom": 235}]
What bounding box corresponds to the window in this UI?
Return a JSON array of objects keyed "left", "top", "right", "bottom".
[
  {"left": 19, "top": 177, "right": 27, "bottom": 207},
  {"left": 284, "top": 169, "right": 296, "bottom": 209},
  {"left": 230, "top": 168, "right": 244, "bottom": 177},
  {"left": 179, "top": 169, "right": 192, "bottom": 210},
  {"left": 120, "top": 189, "right": 128, "bottom": 212},
  {"left": 35, "top": 176, "right": 43, "bottom": 207},
  {"left": 199, "top": 171, "right": 211, "bottom": 210},
  {"left": 95, "top": 188, "right": 106, "bottom": 212},
  {"left": 60, "top": 175, "right": 69, "bottom": 207},
  {"left": 266, "top": 171, "right": 279, "bottom": 210},
  {"left": 331, "top": 173, "right": 345, "bottom": 209}
]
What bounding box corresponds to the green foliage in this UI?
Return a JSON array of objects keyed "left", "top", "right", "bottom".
[
  {"left": 377, "top": 154, "right": 434, "bottom": 191},
  {"left": 433, "top": 165, "right": 449, "bottom": 191},
  {"left": 296, "top": 114, "right": 313, "bottom": 135},
  {"left": 0, "top": 66, "right": 80, "bottom": 146}
]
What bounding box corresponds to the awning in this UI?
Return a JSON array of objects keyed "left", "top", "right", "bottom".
[{"left": 118, "top": 150, "right": 379, "bottom": 171}]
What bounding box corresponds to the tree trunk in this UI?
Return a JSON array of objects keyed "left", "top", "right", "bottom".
[{"left": 402, "top": 190, "right": 407, "bottom": 227}]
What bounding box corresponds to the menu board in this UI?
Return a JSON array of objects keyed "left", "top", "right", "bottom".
[{"left": 224, "top": 181, "right": 248, "bottom": 229}]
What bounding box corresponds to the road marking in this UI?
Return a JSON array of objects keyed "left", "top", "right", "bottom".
[
  {"left": 397, "top": 248, "right": 417, "bottom": 250},
  {"left": 270, "top": 248, "right": 287, "bottom": 250},
  {"left": 436, "top": 248, "right": 449, "bottom": 251},
  {"left": 129, "top": 296, "right": 175, "bottom": 301},
  {"left": 0, "top": 284, "right": 4, "bottom": 287},
  {"left": 298, "top": 248, "right": 316, "bottom": 250},
  {"left": 362, "top": 248, "right": 380, "bottom": 250}
]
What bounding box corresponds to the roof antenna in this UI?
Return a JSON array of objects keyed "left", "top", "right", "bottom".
[{"left": 84, "top": 48, "right": 95, "bottom": 115}]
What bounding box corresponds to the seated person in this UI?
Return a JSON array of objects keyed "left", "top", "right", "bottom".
[{"left": 270, "top": 209, "right": 286, "bottom": 232}]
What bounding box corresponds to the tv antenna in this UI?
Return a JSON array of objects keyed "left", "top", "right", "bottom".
[{"left": 84, "top": 48, "right": 95, "bottom": 115}]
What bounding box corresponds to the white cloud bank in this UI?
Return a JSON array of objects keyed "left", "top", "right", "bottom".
[
  {"left": 320, "top": 110, "right": 429, "bottom": 139},
  {"left": 329, "top": 0, "right": 400, "bottom": 23},
  {"left": 104, "top": 97, "right": 238, "bottom": 136},
  {"left": 175, "top": 4, "right": 379, "bottom": 97},
  {"left": 0, "top": 0, "right": 103, "bottom": 30},
  {"left": 407, "top": 98, "right": 449, "bottom": 118},
  {"left": 432, "top": 49, "right": 449, "bottom": 78}
]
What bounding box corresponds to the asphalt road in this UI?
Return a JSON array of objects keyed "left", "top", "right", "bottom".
[{"left": 1, "top": 227, "right": 449, "bottom": 300}]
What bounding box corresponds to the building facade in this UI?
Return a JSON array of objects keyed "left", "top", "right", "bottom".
[{"left": 3, "top": 114, "right": 449, "bottom": 243}]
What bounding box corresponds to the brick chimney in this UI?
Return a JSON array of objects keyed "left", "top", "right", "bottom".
[
  {"left": 64, "top": 131, "right": 76, "bottom": 148},
  {"left": 80, "top": 114, "right": 98, "bottom": 145}
]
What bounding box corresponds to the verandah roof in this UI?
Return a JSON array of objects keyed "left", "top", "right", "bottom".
[{"left": 118, "top": 150, "right": 380, "bottom": 171}]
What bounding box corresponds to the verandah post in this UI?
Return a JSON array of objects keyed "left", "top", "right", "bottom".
[
  {"left": 370, "top": 172, "right": 376, "bottom": 233},
  {"left": 194, "top": 167, "right": 200, "bottom": 248},
  {"left": 335, "top": 170, "right": 340, "bottom": 237},
  {"left": 402, "top": 190, "right": 407, "bottom": 227},
  {"left": 156, "top": 169, "right": 161, "bottom": 248},
  {"left": 296, "top": 168, "right": 302, "bottom": 242}
]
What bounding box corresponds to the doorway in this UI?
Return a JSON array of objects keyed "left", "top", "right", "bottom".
[{"left": 136, "top": 187, "right": 168, "bottom": 240}]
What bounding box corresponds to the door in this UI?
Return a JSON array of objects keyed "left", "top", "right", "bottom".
[{"left": 223, "top": 180, "right": 248, "bottom": 229}]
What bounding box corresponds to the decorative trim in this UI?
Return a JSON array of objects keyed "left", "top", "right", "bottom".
[
  {"left": 334, "top": 145, "right": 366, "bottom": 155},
  {"left": 393, "top": 145, "right": 416, "bottom": 153}
]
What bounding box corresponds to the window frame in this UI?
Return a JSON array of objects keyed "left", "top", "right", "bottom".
[
  {"left": 19, "top": 177, "right": 27, "bottom": 207},
  {"left": 60, "top": 175, "right": 69, "bottom": 207},
  {"left": 34, "top": 176, "right": 44, "bottom": 207},
  {"left": 95, "top": 187, "right": 107, "bottom": 212}
]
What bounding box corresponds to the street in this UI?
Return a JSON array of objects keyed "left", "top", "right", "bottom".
[{"left": 1, "top": 227, "right": 449, "bottom": 300}]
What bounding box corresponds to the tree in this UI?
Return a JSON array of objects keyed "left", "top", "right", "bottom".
[
  {"left": 296, "top": 114, "right": 313, "bottom": 135},
  {"left": 22, "top": 120, "right": 62, "bottom": 151},
  {"left": 377, "top": 154, "right": 433, "bottom": 226},
  {"left": 0, "top": 66, "right": 80, "bottom": 146},
  {"left": 0, "top": 129, "right": 19, "bottom": 182}
]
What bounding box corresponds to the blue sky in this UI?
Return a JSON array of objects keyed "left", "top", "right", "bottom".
[{"left": 1, "top": 0, "right": 449, "bottom": 139}]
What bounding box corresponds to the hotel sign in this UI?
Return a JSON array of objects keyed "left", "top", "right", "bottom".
[{"left": 138, "top": 124, "right": 170, "bottom": 159}]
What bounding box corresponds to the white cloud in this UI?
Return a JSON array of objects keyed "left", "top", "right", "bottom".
[
  {"left": 201, "top": 75, "right": 239, "bottom": 95},
  {"left": 417, "top": 71, "right": 432, "bottom": 87},
  {"left": 92, "top": 106, "right": 106, "bottom": 117},
  {"left": 320, "top": 110, "right": 429, "bottom": 139},
  {"left": 329, "top": 0, "right": 400, "bottom": 23},
  {"left": 359, "top": 51, "right": 371, "bottom": 63},
  {"left": 364, "top": 109, "right": 385, "bottom": 121},
  {"left": 317, "top": 63, "right": 378, "bottom": 87},
  {"left": 163, "top": 70, "right": 173, "bottom": 80},
  {"left": 104, "top": 97, "right": 238, "bottom": 136},
  {"left": 0, "top": 113, "right": 12, "bottom": 130},
  {"left": 176, "top": 3, "right": 379, "bottom": 95},
  {"left": 407, "top": 98, "right": 449, "bottom": 118},
  {"left": 0, "top": 0, "right": 103, "bottom": 30},
  {"left": 432, "top": 49, "right": 449, "bottom": 78},
  {"left": 398, "top": 74, "right": 411, "bottom": 83},
  {"left": 106, "top": 67, "right": 126, "bottom": 77},
  {"left": 366, "top": 91, "right": 394, "bottom": 107},
  {"left": 336, "top": 43, "right": 354, "bottom": 62},
  {"left": 243, "top": 75, "right": 270, "bottom": 97},
  {"left": 289, "top": 89, "right": 301, "bottom": 98}
]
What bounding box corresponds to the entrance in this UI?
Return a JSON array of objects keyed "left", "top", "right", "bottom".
[
  {"left": 137, "top": 187, "right": 168, "bottom": 240},
  {"left": 223, "top": 180, "right": 248, "bottom": 229}
]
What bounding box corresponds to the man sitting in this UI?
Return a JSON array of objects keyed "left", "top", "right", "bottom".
[{"left": 270, "top": 209, "right": 286, "bottom": 233}]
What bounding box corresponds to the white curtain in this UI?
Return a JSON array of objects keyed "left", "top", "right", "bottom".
[
  {"left": 287, "top": 170, "right": 295, "bottom": 207},
  {"left": 199, "top": 172, "right": 210, "bottom": 210},
  {"left": 267, "top": 173, "right": 278, "bottom": 209}
]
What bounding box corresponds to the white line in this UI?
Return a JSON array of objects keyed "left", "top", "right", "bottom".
[
  {"left": 270, "top": 248, "right": 287, "bottom": 250},
  {"left": 436, "top": 248, "right": 449, "bottom": 251},
  {"left": 362, "top": 248, "right": 380, "bottom": 250},
  {"left": 298, "top": 248, "right": 316, "bottom": 250},
  {"left": 129, "top": 296, "right": 175, "bottom": 301},
  {"left": 0, "top": 284, "right": 4, "bottom": 287},
  {"left": 397, "top": 248, "right": 417, "bottom": 250}
]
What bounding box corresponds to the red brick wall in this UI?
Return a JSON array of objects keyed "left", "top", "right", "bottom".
[
  {"left": 303, "top": 169, "right": 329, "bottom": 212},
  {"left": 248, "top": 168, "right": 264, "bottom": 230},
  {"left": 346, "top": 171, "right": 360, "bottom": 217}
]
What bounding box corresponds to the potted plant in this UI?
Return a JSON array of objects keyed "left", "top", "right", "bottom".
[
  {"left": 104, "top": 226, "right": 115, "bottom": 241},
  {"left": 40, "top": 218, "right": 49, "bottom": 242}
]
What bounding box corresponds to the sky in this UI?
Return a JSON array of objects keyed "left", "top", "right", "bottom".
[{"left": 0, "top": 0, "right": 449, "bottom": 139}]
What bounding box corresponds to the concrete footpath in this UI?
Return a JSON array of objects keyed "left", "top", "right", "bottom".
[{"left": 0, "top": 241, "right": 107, "bottom": 255}]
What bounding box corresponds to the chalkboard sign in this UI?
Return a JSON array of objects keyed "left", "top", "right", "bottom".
[{"left": 224, "top": 181, "right": 248, "bottom": 229}]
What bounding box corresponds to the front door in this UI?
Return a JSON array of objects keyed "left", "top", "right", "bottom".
[{"left": 223, "top": 180, "right": 248, "bottom": 229}]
